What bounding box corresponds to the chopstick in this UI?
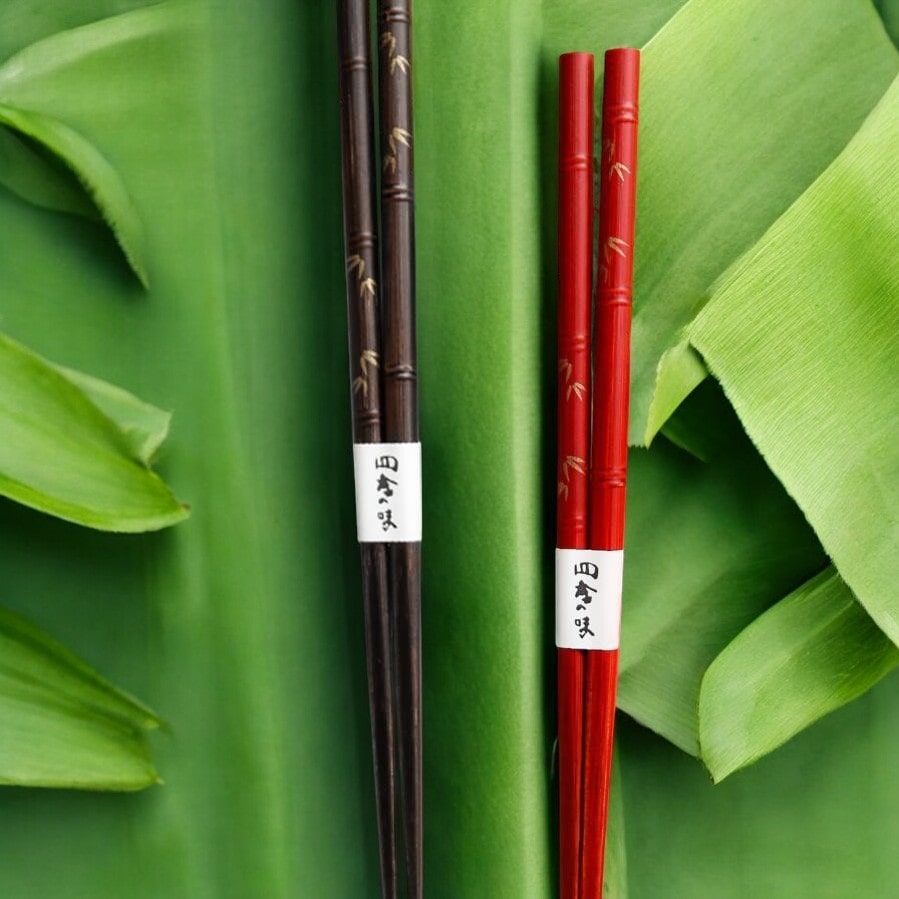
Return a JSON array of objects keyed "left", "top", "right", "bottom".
[
  {"left": 581, "top": 48, "right": 640, "bottom": 897},
  {"left": 336, "top": 1, "right": 398, "bottom": 896},
  {"left": 556, "top": 51, "right": 595, "bottom": 899},
  {"left": 377, "top": 3, "right": 423, "bottom": 898}
]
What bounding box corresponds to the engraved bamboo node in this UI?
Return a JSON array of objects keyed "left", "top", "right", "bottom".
[
  {"left": 356, "top": 408, "right": 384, "bottom": 428},
  {"left": 560, "top": 335, "right": 591, "bottom": 353},
  {"left": 341, "top": 55, "right": 369, "bottom": 72},
  {"left": 384, "top": 363, "right": 417, "bottom": 380},
  {"left": 383, "top": 186, "right": 414, "bottom": 202},
  {"left": 348, "top": 231, "right": 377, "bottom": 249},
  {"left": 381, "top": 7, "right": 411, "bottom": 24},
  {"left": 560, "top": 152, "right": 592, "bottom": 172}
]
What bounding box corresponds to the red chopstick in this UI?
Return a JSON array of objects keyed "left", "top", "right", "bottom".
[
  {"left": 581, "top": 48, "right": 640, "bottom": 897},
  {"left": 556, "top": 51, "right": 594, "bottom": 899}
]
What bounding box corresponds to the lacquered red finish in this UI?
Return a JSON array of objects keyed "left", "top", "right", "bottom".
[
  {"left": 582, "top": 48, "right": 640, "bottom": 899},
  {"left": 557, "top": 51, "right": 594, "bottom": 899}
]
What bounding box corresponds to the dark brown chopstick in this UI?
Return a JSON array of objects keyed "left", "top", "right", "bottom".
[
  {"left": 336, "top": 2, "right": 398, "bottom": 896},
  {"left": 377, "top": 3, "right": 423, "bottom": 897}
]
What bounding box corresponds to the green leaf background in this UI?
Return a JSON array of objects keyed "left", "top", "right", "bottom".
[{"left": 0, "top": 0, "right": 896, "bottom": 896}]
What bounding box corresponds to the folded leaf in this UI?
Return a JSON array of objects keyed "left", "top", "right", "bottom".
[
  {"left": 0, "top": 104, "right": 147, "bottom": 285},
  {"left": 0, "top": 331, "right": 187, "bottom": 531},
  {"left": 699, "top": 568, "right": 899, "bottom": 782},
  {"left": 619, "top": 382, "right": 827, "bottom": 753},
  {"left": 689, "top": 76, "right": 899, "bottom": 644},
  {"left": 0, "top": 6, "right": 171, "bottom": 286},
  {"left": 630, "top": 0, "right": 898, "bottom": 442},
  {"left": 54, "top": 364, "right": 171, "bottom": 464},
  {"left": 0, "top": 125, "right": 97, "bottom": 218},
  {"left": 0, "top": 605, "right": 161, "bottom": 789}
]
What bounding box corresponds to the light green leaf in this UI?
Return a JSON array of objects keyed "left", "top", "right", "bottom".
[
  {"left": 0, "top": 103, "right": 147, "bottom": 285},
  {"left": 0, "top": 331, "right": 187, "bottom": 531},
  {"left": 645, "top": 339, "right": 706, "bottom": 448},
  {"left": 699, "top": 568, "right": 899, "bottom": 783},
  {"left": 620, "top": 382, "right": 826, "bottom": 753},
  {"left": 0, "top": 605, "right": 160, "bottom": 789},
  {"left": 689, "top": 76, "right": 899, "bottom": 644},
  {"left": 630, "top": 0, "right": 898, "bottom": 442},
  {"left": 53, "top": 363, "right": 171, "bottom": 464}
]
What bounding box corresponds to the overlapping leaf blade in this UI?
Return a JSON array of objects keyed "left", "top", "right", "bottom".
[
  {"left": 619, "top": 383, "right": 827, "bottom": 753},
  {"left": 631, "top": 0, "right": 897, "bottom": 443},
  {"left": 699, "top": 568, "right": 899, "bottom": 782},
  {"left": 0, "top": 606, "right": 161, "bottom": 789},
  {"left": 689, "top": 76, "right": 899, "bottom": 644},
  {"left": 0, "top": 331, "right": 186, "bottom": 531}
]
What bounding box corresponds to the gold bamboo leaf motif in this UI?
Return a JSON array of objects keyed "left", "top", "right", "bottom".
[
  {"left": 388, "top": 126, "right": 412, "bottom": 155},
  {"left": 381, "top": 31, "right": 410, "bottom": 76},
  {"left": 567, "top": 381, "right": 586, "bottom": 401},
  {"left": 359, "top": 277, "right": 376, "bottom": 299},
  {"left": 559, "top": 358, "right": 573, "bottom": 382},
  {"left": 379, "top": 31, "right": 397, "bottom": 56},
  {"left": 610, "top": 161, "right": 631, "bottom": 182},
  {"left": 347, "top": 254, "right": 365, "bottom": 277},
  {"left": 360, "top": 349, "right": 379, "bottom": 375},
  {"left": 605, "top": 236, "right": 629, "bottom": 261}
]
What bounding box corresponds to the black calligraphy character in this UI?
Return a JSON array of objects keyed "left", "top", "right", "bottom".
[
  {"left": 574, "top": 579, "right": 596, "bottom": 610},
  {"left": 378, "top": 509, "right": 398, "bottom": 531},
  {"left": 375, "top": 455, "right": 400, "bottom": 473},
  {"left": 376, "top": 473, "right": 397, "bottom": 503},
  {"left": 575, "top": 616, "right": 595, "bottom": 639},
  {"left": 573, "top": 562, "right": 599, "bottom": 579}
]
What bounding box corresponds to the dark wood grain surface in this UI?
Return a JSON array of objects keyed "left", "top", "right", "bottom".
[
  {"left": 336, "top": 2, "right": 397, "bottom": 896},
  {"left": 377, "top": 3, "right": 423, "bottom": 898}
]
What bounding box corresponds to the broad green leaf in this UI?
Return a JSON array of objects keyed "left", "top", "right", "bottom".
[
  {"left": 0, "top": 125, "right": 97, "bottom": 218},
  {"left": 689, "top": 76, "right": 899, "bottom": 644},
  {"left": 629, "top": 0, "right": 898, "bottom": 443},
  {"left": 645, "top": 339, "right": 706, "bottom": 449},
  {"left": 0, "top": 331, "right": 187, "bottom": 531},
  {"left": 0, "top": 104, "right": 147, "bottom": 285},
  {"left": 699, "top": 568, "right": 899, "bottom": 783},
  {"left": 54, "top": 364, "right": 172, "bottom": 464},
  {"left": 0, "top": 6, "right": 169, "bottom": 286},
  {"left": 619, "top": 382, "right": 826, "bottom": 753},
  {"left": 0, "top": 605, "right": 161, "bottom": 789}
]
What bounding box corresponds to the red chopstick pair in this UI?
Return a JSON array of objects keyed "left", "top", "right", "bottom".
[{"left": 556, "top": 49, "right": 640, "bottom": 899}]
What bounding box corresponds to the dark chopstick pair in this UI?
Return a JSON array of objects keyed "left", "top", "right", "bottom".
[
  {"left": 556, "top": 50, "right": 640, "bottom": 898},
  {"left": 336, "top": 2, "right": 421, "bottom": 899}
]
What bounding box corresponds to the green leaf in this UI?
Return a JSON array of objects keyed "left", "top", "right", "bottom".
[
  {"left": 0, "top": 6, "right": 170, "bottom": 286},
  {"left": 689, "top": 76, "right": 899, "bottom": 644},
  {"left": 0, "top": 331, "right": 187, "bottom": 531},
  {"left": 0, "top": 605, "right": 160, "bottom": 789},
  {"left": 630, "top": 0, "right": 898, "bottom": 443},
  {"left": 699, "top": 568, "right": 899, "bottom": 783},
  {"left": 619, "top": 382, "right": 827, "bottom": 753},
  {"left": 53, "top": 363, "right": 171, "bottom": 464},
  {"left": 0, "top": 125, "right": 98, "bottom": 218},
  {"left": 645, "top": 339, "right": 706, "bottom": 448},
  {"left": 0, "top": 104, "right": 147, "bottom": 285}
]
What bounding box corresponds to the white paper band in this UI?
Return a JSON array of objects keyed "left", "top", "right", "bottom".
[
  {"left": 353, "top": 442, "right": 422, "bottom": 542},
  {"left": 555, "top": 548, "right": 623, "bottom": 650}
]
